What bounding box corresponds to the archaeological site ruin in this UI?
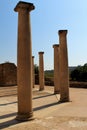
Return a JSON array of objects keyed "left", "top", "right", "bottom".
[
  {"left": 0, "top": 1, "right": 70, "bottom": 123},
  {"left": 0, "top": 62, "right": 17, "bottom": 86}
]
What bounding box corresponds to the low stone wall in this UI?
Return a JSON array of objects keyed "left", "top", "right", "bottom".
[
  {"left": 0, "top": 62, "right": 17, "bottom": 86},
  {"left": 70, "top": 81, "right": 87, "bottom": 88}
]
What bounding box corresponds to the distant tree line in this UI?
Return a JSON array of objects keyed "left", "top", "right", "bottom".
[
  {"left": 34, "top": 64, "right": 39, "bottom": 84},
  {"left": 35, "top": 63, "right": 87, "bottom": 84},
  {"left": 34, "top": 64, "right": 54, "bottom": 85},
  {"left": 70, "top": 63, "right": 87, "bottom": 82}
]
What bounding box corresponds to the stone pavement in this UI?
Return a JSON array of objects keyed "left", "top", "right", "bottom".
[{"left": 0, "top": 85, "right": 87, "bottom": 130}]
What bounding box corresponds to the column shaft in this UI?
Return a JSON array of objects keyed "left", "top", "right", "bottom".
[
  {"left": 39, "top": 52, "right": 44, "bottom": 91},
  {"left": 32, "top": 56, "right": 35, "bottom": 88},
  {"left": 14, "top": 1, "right": 35, "bottom": 121},
  {"left": 53, "top": 44, "right": 60, "bottom": 94},
  {"left": 59, "top": 30, "right": 69, "bottom": 102}
]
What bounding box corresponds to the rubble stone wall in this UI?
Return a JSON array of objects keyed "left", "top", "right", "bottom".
[{"left": 0, "top": 62, "right": 17, "bottom": 86}]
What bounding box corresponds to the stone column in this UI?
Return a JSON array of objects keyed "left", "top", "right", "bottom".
[
  {"left": 39, "top": 52, "right": 44, "bottom": 91},
  {"left": 32, "top": 56, "right": 35, "bottom": 88},
  {"left": 14, "top": 1, "right": 35, "bottom": 121},
  {"left": 53, "top": 44, "right": 60, "bottom": 94},
  {"left": 58, "top": 30, "right": 69, "bottom": 102}
]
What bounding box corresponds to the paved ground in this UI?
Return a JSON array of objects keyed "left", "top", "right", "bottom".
[{"left": 0, "top": 85, "right": 87, "bottom": 130}]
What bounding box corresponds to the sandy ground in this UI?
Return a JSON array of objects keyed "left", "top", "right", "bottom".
[{"left": 0, "top": 85, "right": 87, "bottom": 130}]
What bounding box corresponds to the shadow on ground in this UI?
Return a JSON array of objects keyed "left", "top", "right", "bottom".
[
  {"left": 0, "top": 101, "right": 17, "bottom": 106},
  {"left": 33, "top": 93, "right": 54, "bottom": 100},
  {"left": 0, "top": 118, "right": 23, "bottom": 129},
  {"left": 33, "top": 101, "right": 62, "bottom": 111},
  {"left": 0, "top": 112, "right": 17, "bottom": 120}
]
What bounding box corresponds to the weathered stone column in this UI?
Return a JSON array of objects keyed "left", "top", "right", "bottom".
[
  {"left": 59, "top": 30, "right": 69, "bottom": 102},
  {"left": 39, "top": 52, "right": 44, "bottom": 91},
  {"left": 53, "top": 44, "right": 60, "bottom": 94},
  {"left": 32, "top": 56, "right": 35, "bottom": 88},
  {"left": 14, "top": 1, "right": 35, "bottom": 121}
]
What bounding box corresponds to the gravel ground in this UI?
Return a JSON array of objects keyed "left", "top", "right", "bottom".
[{"left": 0, "top": 85, "right": 87, "bottom": 130}]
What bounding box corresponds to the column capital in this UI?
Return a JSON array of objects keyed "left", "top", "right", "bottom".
[
  {"left": 58, "top": 30, "right": 68, "bottom": 35},
  {"left": 38, "top": 52, "right": 44, "bottom": 55},
  {"left": 14, "top": 1, "right": 35, "bottom": 12},
  {"left": 53, "top": 44, "right": 59, "bottom": 48}
]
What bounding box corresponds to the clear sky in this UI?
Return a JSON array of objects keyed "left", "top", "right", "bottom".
[{"left": 0, "top": 0, "right": 87, "bottom": 70}]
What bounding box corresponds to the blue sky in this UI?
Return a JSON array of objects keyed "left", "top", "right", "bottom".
[{"left": 0, "top": 0, "right": 87, "bottom": 70}]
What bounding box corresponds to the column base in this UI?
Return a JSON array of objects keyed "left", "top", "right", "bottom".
[
  {"left": 16, "top": 112, "right": 34, "bottom": 121},
  {"left": 60, "top": 97, "right": 70, "bottom": 103},
  {"left": 33, "top": 85, "right": 35, "bottom": 88},
  {"left": 39, "top": 88, "right": 44, "bottom": 91},
  {"left": 54, "top": 90, "right": 60, "bottom": 94}
]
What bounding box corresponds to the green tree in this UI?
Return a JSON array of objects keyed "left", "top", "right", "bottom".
[
  {"left": 34, "top": 64, "right": 39, "bottom": 84},
  {"left": 70, "top": 63, "right": 87, "bottom": 82},
  {"left": 34, "top": 64, "right": 39, "bottom": 74}
]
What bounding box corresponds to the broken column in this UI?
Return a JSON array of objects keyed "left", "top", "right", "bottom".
[
  {"left": 39, "top": 52, "right": 44, "bottom": 91},
  {"left": 53, "top": 44, "right": 60, "bottom": 94},
  {"left": 32, "top": 56, "right": 35, "bottom": 88},
  {"left": 58, "top": 30, "right": 69, "bottom": 102},
  {"left": 14, "top": 1, "right": 35, "bottom": 121}
]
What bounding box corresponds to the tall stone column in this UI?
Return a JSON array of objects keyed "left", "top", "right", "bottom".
[
  {"left": 14, "top": 1, "right": 35, "bottom": 121},
  {"left": 53, "top": 44, "right": 60, "bottom": 94},
  {"left": 58, "top": 30, "right": 69, "bottom": 102},
  {"left": 39, "top": 52, "right": 44, "bottom": 91},
  {"left": 32, "top": 56, "right": 35, "bottom": 88}
]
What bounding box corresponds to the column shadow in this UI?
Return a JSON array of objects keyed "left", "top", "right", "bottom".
[
  {"left": 0, "top": 101, "right": 17, "bottom": 106},
  {"left": 0, "top": 94, "right": 17, "bottom": 97},
  {"left": 0, "top": 118, "right": 22, "bottom": 129},
  {"left": 0, "top": 112, "right": 20, "bottom": 129},
  {"left": 33, "top": 93, "right": 54, "bottom": 100},
  {"left": 33, "top": 101, "right": 61, "bottom": 111},
  {"left": 0, "top": 112, "right": 17, "bottom": 119}
]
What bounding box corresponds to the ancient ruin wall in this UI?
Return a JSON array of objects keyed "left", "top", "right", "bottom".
[{"left": 0, "top": 62, "right": 17, "bottom": 86}]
